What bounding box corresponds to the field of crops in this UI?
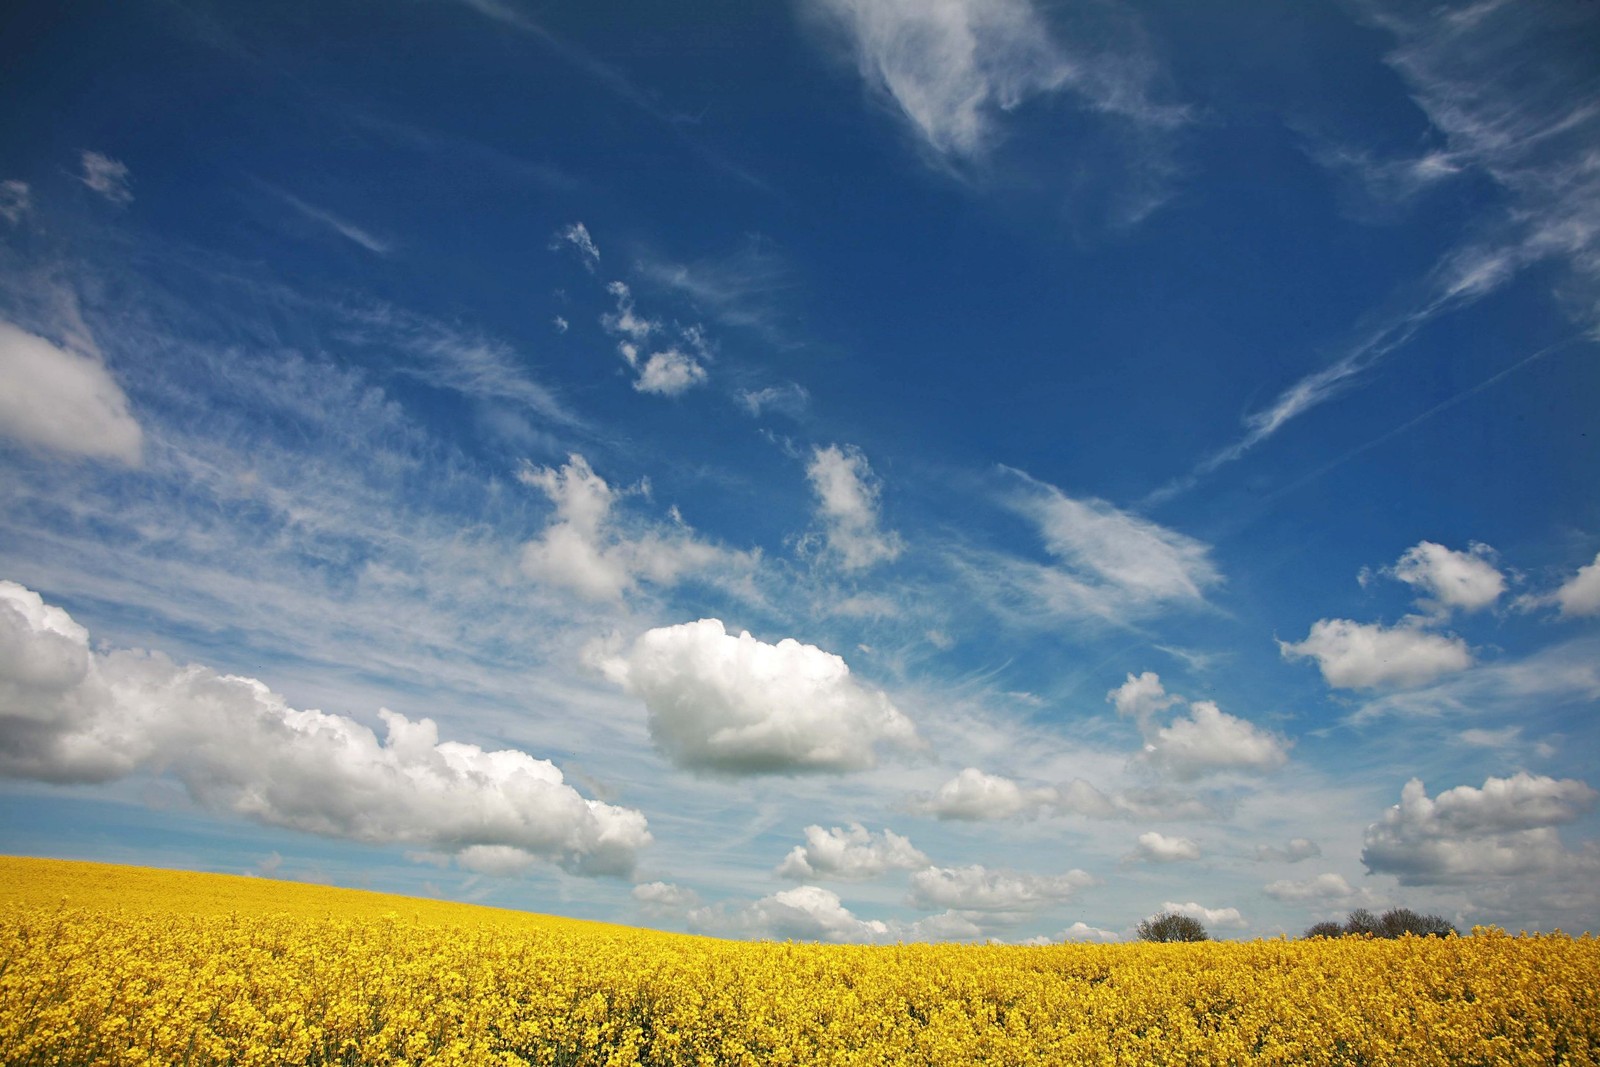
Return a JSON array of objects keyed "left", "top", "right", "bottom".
[{"left": 2, "top": 857, "right": 1596, "bottom": 1066}]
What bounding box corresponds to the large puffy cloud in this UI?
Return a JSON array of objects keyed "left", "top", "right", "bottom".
[
  {"left": 1280, "top": 619, "right": 1473, "bottom": 689},
  {"left": 908, "top": 864, "right": 1095, "bottom": 914},
  {"left": 1388, "top": 541, "right": 1505, "bottom": 613},
  {"left": 1107, "top": 671, "right": 1288, "bottom": 781},
  {"left": 595, "top": 619, "right": 921, "bottom": 774},
  {"left": 1362, "top": 773, "right": 1599, "bottom": 886},
  {"left": 0, "top": 581, "right": 649, "bottom": 876},
  {"left": 0, "top": 320, "right": 143, "bottom": 465},
  {"left": 909, "top": 767, "right": 1058, "bottom": 820},
  {"left": 777, "top": 823, "right": 928, "bottom": 880},
  {"left": 518, "top": 454, "right": 749, "bottom": 601},
  {"left": 1550, "top": 552, "right": 1600, "bottom": 618},
  {"left": 1141, "top": 700, "right": 1289, "bottom": 781},
  {"left": 805, "top": 444, "right": 903, "bottom": 571},
  {"left": 1127, "top": 831, "right": 1200, "bottom": 864}
]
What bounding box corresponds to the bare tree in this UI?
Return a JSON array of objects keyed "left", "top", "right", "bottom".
[{"left": 1137, "top": 912, "right": 1209, "bottom": 942}]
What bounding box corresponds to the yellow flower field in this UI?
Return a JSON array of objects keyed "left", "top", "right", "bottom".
[{"left": 2, "top": 856, "right": 1595, "bottom": 1066}]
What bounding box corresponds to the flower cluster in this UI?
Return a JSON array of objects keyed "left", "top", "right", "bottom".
[{"left": 2, "top": 857, "right": 1596, "bottom": 1065}]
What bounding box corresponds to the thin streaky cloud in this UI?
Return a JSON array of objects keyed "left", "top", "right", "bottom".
[
  {"left": 449, "top": 0, "right": 773, "bottom": 193},
  {"left": 266, "top": 185, "right": 393, "bottom": 255}
]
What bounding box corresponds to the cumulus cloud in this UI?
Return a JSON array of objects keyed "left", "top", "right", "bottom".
[
  {"left": 518, "top": 454, "right": 746, "bottom": 601},
  {"left": 1262, "top": 872, "right": 1367, "bottom": 904},
  {"left": 805, "top": 0, "right": 1182, "bottom": 163},
  {"left": 908, "top": 865, "right": 1095, "bottom": 914},
  {"left": 0, "top": 180, "right": 30, "bottom": 224},
  {"left": 0, "top": 320, "right": 143, "bottom": 464},
  {"left": 1160, "top": 901, "right": 1246, "bottom": 930},
  {"left": 805, "top": 444, "right": 903, "bottom": 571},
  {"left": 554, "top": 221, "right": 601, "bottom": 271},
  {"left": 633, "top": 881, "right": 701, "bottom": 911},
  {"left": 777, "top": 823, "right": 928, "bottom": 880},
  {"left": 79, "top": 150, "right": 132, "bottom": 203},
  {"left": 689, "top": 885, "right": 980, "bottom": 944},
  {"left": 1362, "top": 772, "right": 1599, "bottom": 886},
  {"left": 908, "top": 767, "right": 1057, "bottom": 821},
  {"left": 1540, "top": 552, "right": 1600, "bottom": 618},
  {"left": 1279, "top": 619, "right": 1473, "bottom": 689},
  {"left": 1107, "top": 671, "right": 1179, "bottom": 728},
  {"left": 1388, "top": 541, "right": 1505, "bottom": 613},
  {"left": 1057, "top": 922, "right": 1121, "bottom": 943},
  {"left": 1127, "top": 831, "right": 1200, "bottom": 864},
  {"left": 1141, "top": 700, "right": 1290, "bottom": 781},
  {"left": 1254, "top": 838, "right": 1322, "bottom": 864},
  {"left": 1106, "top": 672, "right": 1288, "bottom": 781},
  {"left": 600, "top": 283, "right": 708, "bottom": 394},
  {"left": 594, "top": 619, "right": 921, "bottom": 774},
  {"left": 601, "top": 282, "right": 656, "bottom": 341},
  {"left": 632, "top": 348, "right": 707, "bottom": 396},
  {"left": 0, "top": 581, "right": 650, "bottom": 876}
]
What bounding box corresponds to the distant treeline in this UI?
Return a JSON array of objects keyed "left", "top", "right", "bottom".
[{"left": 1304, "top": 908, "right": 1457, "bottom": 939}]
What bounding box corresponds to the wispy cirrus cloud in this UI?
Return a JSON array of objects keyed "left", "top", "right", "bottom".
[
  {"left": 262, "top": 183, "right": 394, "bottom": 255},
  {"left": 805, "top": 0, "right": 1185, "bottom": 164}
]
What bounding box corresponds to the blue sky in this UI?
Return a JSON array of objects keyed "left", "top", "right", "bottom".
[{"left": 1, "top": 0, "right": 1597, "bottom": 942}]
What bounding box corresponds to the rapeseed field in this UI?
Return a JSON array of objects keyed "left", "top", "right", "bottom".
[{"left": 1, "top": 856, "right": 1595, "bottom": 1066}]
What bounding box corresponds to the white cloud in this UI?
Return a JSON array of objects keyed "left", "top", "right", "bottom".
[
  {"left": 601, "top": 281, "right": 656, "bottom": 341},
  {"left": 908, "top": 864, "right": 1096, "bottom": 913},
  {"left": 1552, "top": 552, "right": 1600, "bottom": 618},
  {"left": 1254, "top": 838, "right": 1321, "bottom": 864},
  {"left": 270, "top": 186, "right": 392, "bottom": 254},
  {"left": 1127, "top": 831, "right": 1200, "bottom": 864},
  {"left": 1263, "top": 872, "right": 1366, "bottom": 904},
  {"left": 0, "top": 180, "right": 30, "bottom": 224},
  {"left": 689, "top": 885, "right": 981, "bottom": 944},
  {"left": 518, "top": 454, "right": 745, "bottom": 602},
  {"left": 1141, "top": 700, "right": 1289, "bottom": 781},
  {"left": 1279, "top": 618, "right": 1473, "bottom": 689},
  {"left": 1105, "top": 672, "right": 1287, "bottom": 782},
  {"left": 1055, "top": 779, "right": 1217, "bottom": 822},
  {"left": 908, "top": 767, "right": 1057, "bottom": 821},
  {"left": 79, "top": 151, "right": 131, "bottom": 203},
  {"left": 1362, "top": 773, "right": 1599, "bottom": 886},
  {"left": 1107, "top": 671, "right": 1178, "bottom": 729},
  {"left": 805, "top": 444, "right": 903, "bottom": 571},
  {"left": 552, "top": 316, "right": 569, "bottom": 333},
  {"left": 1057, "top": 921, "right": 1121, "bottom": 943},
  {"left": 1389, "top": 541, "right": 1505, "bottom": 613},
  {"left": 737, "top": 383, "right": 809, "bottom": 419},
  {"left": 988, "top": 472, "right": 1220, "bottom": 621},
  {"left": 805, "top": 0, "right": 1181, "bottom": 163},
  {"left": 0, "top": 581, "right": 650, "bottom": 876},
  {"left": 632, "top": 881, "right": 701, "bottom": 911},
  {"left": 0, "top": 320, "right": 143, "bottom": 465},
  {"left": 594, "top": 618, "right": 921, "bottom": 774},
  {"left": 598, "top": 283, "right": 709, "bottom": 394},
  {"left": 554, "top": 221, "right": 601, "bottom": 271},
  {"left": 633, "top": 348, "right": 707, "bottom": 396},
  {"left": 776, "top": 823, "right": 928, "bottom": 880},
  {"left": 1159, "top": 901, "right": 1246, "bottom": 930}
]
